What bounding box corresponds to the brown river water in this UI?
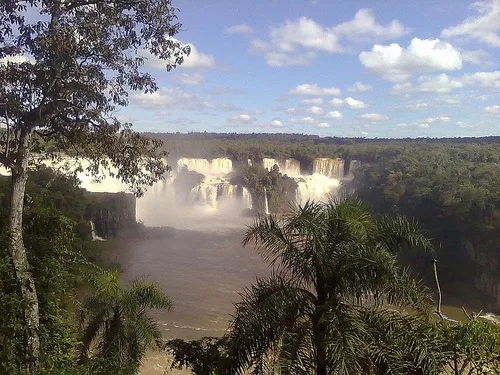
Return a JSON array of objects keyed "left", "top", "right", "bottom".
[{"left": 106, "top": 219, "right": 269, "bottom": 374}]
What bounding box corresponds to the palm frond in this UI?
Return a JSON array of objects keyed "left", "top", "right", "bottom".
[
  {"left": 228, "top": 275, "right": 312, "bottom": 374},
  {"left": 376, "top": 215, "right": 433, "bottom": 254}
]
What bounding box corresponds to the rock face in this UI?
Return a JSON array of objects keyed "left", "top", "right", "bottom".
[{"left": 85, "top": 192, "right": 136, "bottom": 238}]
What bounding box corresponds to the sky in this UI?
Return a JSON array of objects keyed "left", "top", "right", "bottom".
[{"left": 55, "top": 1, "right": 500, "bottom": 137}]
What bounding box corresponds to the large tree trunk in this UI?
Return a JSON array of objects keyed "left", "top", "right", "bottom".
[{"left": 8, "top": 127, "right": 40, "bottom": 372}]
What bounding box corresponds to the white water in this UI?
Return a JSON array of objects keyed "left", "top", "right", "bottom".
[
  {"left": 177, "top": 157, "right": 233, "bottom": 176},
  {"left": 313, "top": 158, "right": 345, "bottom": 179},
  {"left": 263, "top": 187, "right": 270, "bottom": 215},
  {"left": 296, "top": 174, "right": 341, "bottom": 204},
  {"left": 89, "top": 221, "right": 105, "bottom": 241}
]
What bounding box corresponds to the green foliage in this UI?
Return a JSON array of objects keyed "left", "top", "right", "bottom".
[
  {"left": 437, "top": 317, "right": 500, "bottom": 375},
  {"left": 79, "top": 270, "right": 172, "bottom": 375},
  {"left": 235, "top": 164, "right": 298, "bottom": 212},
  {"left": 167, "top": 337, "right": 231, "bottom": 375},
  {"left": 229, "top": 194, "right": 436, "bottom": 375}
]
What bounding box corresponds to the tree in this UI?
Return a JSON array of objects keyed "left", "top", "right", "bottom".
[
  {"left": 228, "top": 194, "right": 436, "bottom": 375},
  {"left": 0, "top": 1, "right": 189, "bottom": 370},
  {"left": 79, "top": 270, "right": 172, "bottom": 375}
]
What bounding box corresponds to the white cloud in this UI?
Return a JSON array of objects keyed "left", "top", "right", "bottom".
[
  {"left": 134, "top": 91, "right": 174, "bottom": 106},
  {"left": 290, "top": 117, "right": 318, "bottom": 124},
  {"left": 324, "top": 111, "right": 343, "bottom": 119},
  {"left": 289, "top": 83, "right": 341, "bottom": 96},
  {"left": 425, "top": 116, "right": 450, "bottom": 123},
  {"left": 417, "top": 74, "right": 464, "bottom": 93},
  {"left": 330, "top": 97, "right": 368, "bottom": 109},
  {"left": 405, "top": 103, "right": 428, "bottom": 111},
  {"left": 359, "top": 38, "right": 463, "bottom": 82},
  {"left": 460, "top": 49, "right": 490, "bottom": 65},
  {"left": 485, "top": 104, "right": 500, "bottom": 113},
  {"left": 393, "top": 71, "right": 500, "bottom": 95},
  {"left": 461, "top": 71, "right": 500, "bottom": 88},
  {"left": 269, "top": 17, "right": 343, "bottom": 53},
  {"left": 271, "top": 119, "right": 285, "bottom": 127},
  {"left": 175, "top": 73, "right": 205, "bottom": 85},
  {"left": 359, "top": 113, "right": 388, "bottom": 122},
  {"left": 442, "top": 0, "right": 500, "bottom": 46},
  {"left": 316, "top": 122, "right": 330, "bottom": 128},
  {"left": 301, "top": 98, "right": 324, "bottom": 105},
  {"left": 348, "top": 81, "right": 372, "bottom": 93},
  {"left": 333, "top": 8, "right": 410, "bottom": 42},
  {"left": 307, "top": 106, "right": 324, "bottom": 115},
  {"left": 143, "top": 42, "right": 216, "bottom": 70},
  {"left": 286, "top": 107, "right": 297, "bottom": 113},
  {"left": 249, "top": 10, "right": 410, "bottom": 67},
  {"left": 230, "top": 113, "right": 254, "bottom": 123},
  {"left": 0, "top": 55, "right": 34, "bottom": 65},
  {"left": 225, "top": 24, "right": 254, "bottom": 35},
  {"left": 396, "top": 122, "right": 431, "bottom": 129}
]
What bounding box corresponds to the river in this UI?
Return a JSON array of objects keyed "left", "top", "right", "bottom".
[{"left": 106, "top": 220, "right": 269, "bottom": 374}]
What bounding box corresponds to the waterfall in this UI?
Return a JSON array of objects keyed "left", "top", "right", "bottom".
[
  {"left": 347, "top": 160, "right": 362, "bottom": 177},
  {"left": 263, "top": 187, "right": 270, "bottom": 215},
  {"left": 247, "top": 159, "right": 253, "bottom": 166},
  {"left": 296, "top": 175, "right": 340, "bottom": 205},
  {"left": 263, "top": 158, "right": 279, "bottom": 171},
  {"left": 282, "top": 159, "right": 301, "bottom": 177},
  {"left": 188, "top": 183, "right": 218, "bottom": 209},
  {"left": 211, "top": 158, "right": 233, "bottom": 175},
  {"left": 177, "top": 158, "right": 211, "bottom": 175},
  {"left": 89, "top": 221, "right": 105, "bottom": 241},
  {"left": 241, "top": 186, "right": 253, "bottom": 209},
  {"left": 313, "top": 158, "right": 345, "bottom": 179}
]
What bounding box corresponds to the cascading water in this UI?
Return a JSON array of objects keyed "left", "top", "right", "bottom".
[
  {"left": 282, "top": 159, "right": 301, "bottom": 177},
  {"left": 177, "top": 158, "right": 211, "bottom": 175},
  {"left": 347, "top": 160, "right": 361, "bottom": 178},
  {"left": 89, "top": 221, "right": 105, "bottom": 241},
  {"left": 313, "top": 158, "right": 345, "bottom": 179},
  {"left": 263, "top": 187, "right": 270, "bottom": 215},
  {"left": 211, "top": 158, "right": 233, "bottom": 175},
  {"left": 263, "top": 158, "right": 279, "bottom": 171}
]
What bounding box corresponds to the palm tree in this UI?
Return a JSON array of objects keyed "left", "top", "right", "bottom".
[
  {"left": 78, "top": 270, "right": 171, "bottom": 375},
  {"left": 228, "top": 194, "right": 440, "bottom": 375}
]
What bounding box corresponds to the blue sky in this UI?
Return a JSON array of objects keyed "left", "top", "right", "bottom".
[{"left": 121, "top": 0, "right": 500, "bottom": 138}]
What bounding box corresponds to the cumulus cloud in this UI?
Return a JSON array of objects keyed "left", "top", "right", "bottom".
[
  {"left": 348, "top": 81, "right": 372, "bottom": 93},
  {"left": 359, "top": 38, "right": 463, "bottom": 82},
  {"left": 425, "top": 116, "right": 450, "bottom": 123},
  {"left": 285, "top": 107, "right": 297, "bottom": 113},
  {"left": 442, "top": 0, "right": 500, "bottom": 46},
  {"left": 301, "top": 98, "right": 324, "bottom": 105},
  {"left": 324, "top": 111, "right": 343, "bottom": 119},
  {"left": 333, "top": 8, "right": 410, "bottom": 42},
  {"left": 485, "top": 104, "right": 500, "bottom": 113},
  {"left": 392, "top": 71, "right": 500, "bottom": 95},
  {"left": 405, "top": 103, "right": 429, "bottom": 111},
  {"left": 307, "top": 106, "right": 324, "bottom": 115},
  {"left": 133, "top": 91, "right": 175, "bottom": 106},
  {"left": 175, "top": 73, "right": 205, "bottom": 85},
  {"left": 248, "top": 10, "right": 410, "bottom": 67},
  {"left": 330, "top": 97, "right": 369, "bottom": 109},
  {"left": 359, "top": 113, "right": 389, "bottom": 122},
  {"left": 225, "top": 24, "right": 254, "bottom": 35},
  {"left": 417, "top": 74, "right": 464, "bottom": 93},
  {"left": 289, "top": 83, "right": 341, "bottom": 96},
  {"left": 230, "top": 113, "right": 254, "bottom": 123},
  {"left": 271, "top": 119, "right": 285, "bottom": 127},
  {"left": 396, "top": 122, "right": 431, "bottom": 129},
  {"left": 143, "top": 42, "right": 216, "bottom": 70}
]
